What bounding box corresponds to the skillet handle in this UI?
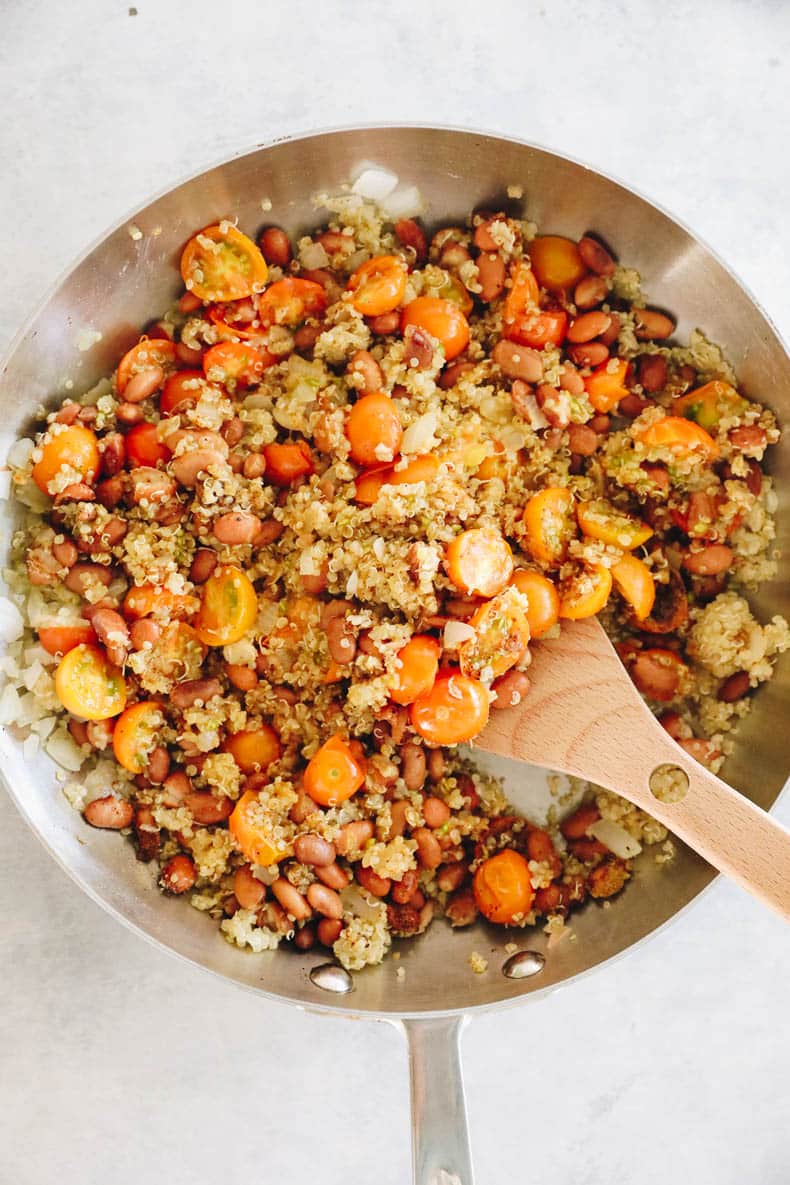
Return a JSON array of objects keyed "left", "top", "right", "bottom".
[{"left": 401, "top": 1016, "right": 474, "bottom": 1185}]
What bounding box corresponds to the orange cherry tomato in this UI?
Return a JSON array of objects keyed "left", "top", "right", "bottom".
[
  {"left": 528, "top": 235, "right": 586, "bottom": 294},
  {"left": 353, "top": 454, "right": 439, "bottom": 504},
  {"left": 522, "top": 488, "right": 576, "bottom": 568},
  {"left": 116, "top": 338, "right": 178, "bottom": 395},
  {"left": 348, "top": 255, "right": 408, "bottom": 316},
  {"left": 437, "top": 272, "right": 474, "bottom": 316},
  {"left": 401, "top": 297, "right": 470, "bottom": 361},
  {"left": 503, "top": 261, "right": 540, "bottom": 329},
  {"left": 673, "top": 380, "right": 746, "bottom": 430},
  {"left": 458, "top": 587, "right": 531, "bottom": 681},
  {"left": 304, "top": 734, "right": 367, "bottom": 807},
  {"left": 636, "top": 415, "right": 719, "bottom": 460},
  {"left": 125, "top": 422, "right": 171, "bottom": 469},
  {"left": 257, "top": 278, "right": 326, "bottom": 327},
  {"left": 195, "top": 564, "right": 258, "bottom": 646},
  {"left": 611, "top": 554, "right": 656, "bottom": 621},
  {"left": 410, "top": 667, "right": 490, "bottom": 745},
  {"left": 122, "top": 584, "right": 198, "bottom": 622},
  {"left": 229, "top": 789, "right": 292, "bottom": 866},
  {"left": 558, "top": 563, "right": 613, "bottom": 620},
  {"left": 346, "top": 392, "right": 403, "bottom": 468},
  {"left": 223, "top": 725, "right": 281, "bottom": 774},
  {"left": 37, "top": 623, "right": 96, "bottom": 656},
  {"left": 504, "top": 307, "right": 568, "bottom": 350},
  {"left": 203, "top": 341, "right": 275, "bottom": 387},
  {"left": 152, "top": 621, "right": 207, "bottom": 679},
  {"left": 509, "top": 570, "right": 560, "bottom": 639},
  {"left": 473, "top": 849, "right": 535, "bottom": 924},
  {"left": 576, "top": 499, "right": 653, "bottom": 549},
  {"left": 391, "top": 635, "right": 441, "bottom": 705},
  {"left": 159, "top": 370, "right": 205, "bottom": 416},
  {"left": 32, "top": 424, "right": 100, "bottom": 494},
  {"left": 445, "top": 527, "right": 514, "bottom": 598},
  {"left": 54, "top": 643, "right": 127, "bottom": 721},
  {"left": 585, "top": 358, "right": 630, "bottom": 413},
  {"left": 180, "top": 224, "right": 268, "bottom": 303},
  {"left": 112, "top": 700, "right": 165, "bottom": 773},
  {"left": 262, "top": 440, "right": 314, "bottom": 485}
]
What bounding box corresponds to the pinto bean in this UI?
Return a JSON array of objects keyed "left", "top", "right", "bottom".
[
  {"left": 366, "top": 310, "right": 401, "bottom": 335},
  {"left": 52, "top": 538, "right": 78, "bottom": 568},
  {"left": 84, "top": 720, "right": 113, "bottom": 751},
  {"left": 631, "top": 652, "right": 681, "bottom": 700},
  {"left": 574, "top": 274, "right": 609, "bottom": 309},
  {"left": 492, "top": 339, "right": 543, "bottom": 383},
  {"left": 599, "top": 313, "right": 621, "bottom": 347},
  {"left": 171, "top": 677, "right": 223, "bottom": 708},
  {"left": 294, "top": 323, "right": 324, "bottom": 353},
  {"left": 189, "top": 547, "right": 217, "bottom": 584},
  {"left": 577, "top": 235, "right": 616, "bottom": 276},
  {"left": 172, "top": 449, "right": 226, "bottom": 487},
  {"left": 438, "top": 240, "right": 472, "bottom": 269},
  {"left": 385, "top": 799, "right": 410, "bottom": 841},
  {"left": 404, "top": 324, "right": 435, "bottom": 370},
  {"left": 242, "top": 453, "right": 267, "bottom": 480},
  {"left": 147, "top": 746, "right": 171, "bottom": 785},
  {"left": 293, "top": 924, "right": 315, "bottom": 950},
  {"left": 294, "top": 834, "right": 336, "bottom": 867},
  {"left": 558, "top": 363, "right": 585, "bottom": 396},
  {"left": 99, "top": 432, "right": 126, "bottom": 478},
  {"left": 682, "top": 544, "right": 734, "bottom": 575},
  {"left": 423, "top": 796, "right": 451, "bottom": 829},
  {"left": 567, "top": 423, "right": 598, "bottom": 456},
  {"left": 317, "top": 917, "right": 343, "bottom": 947},
  {"left": 335, "top": 819, "right": 374, "bottom": 857},
  {"left": 96, "top": 475, "right": 125, "bottom": 509},
  {"left": 316, "top": 862, "right": 351, "bottom": 891},
  {"left": 718, "top": 670, "right": 751, "bottom": 703},
  {"left": 348, "top": 349, "right": 383, "bottom": 394},
  {"left": 306, "top": 882, "right": 343, "bottom": 919},
  {"left": 68, "top": 718, "right": 90, "bottom": 747},
  {"left": 634, "top": 308, "right": 675, "bottom": 340},
  {"left": 91, "top": 608, "right": 130, "bottom": 665},
  {"left": 225, "top": 663, "right": 258, "bottom": 691},
  {"left": 400, "top": 742, "right": 426, "bottom": 791},
  {"left": 54, "top": 482, "right": 96, "bottom": 505},
  {"left": 391, "top": 868, "right": 419, "bottom": 905},
  {"left": 160, "top": 854, "right": 197, "bottom": 894},
  {"left": 436, "top": 861, "right": 467, "bottom": 893},
  {"left": 259, "top": 226, "right": 292, "bottom": 267},
  {"left": 491, "top": 670, "right": 531, "bottom": 708},
  {"left": 272, "top": 877, "right": 312, "bottom": 920},
  {"left": 184, "top": 791, "right": 233, "bottom": 825},
  {"left": 124, "top": 366, "right": 164, "bottom": 404},
  {"left": 130, "top": 618, "right": 160, "bottom": 650},
  {"left": 445, "top": 887, "right": 478, "bottom": 927},
  {"left": 133, "top": 805, "right": 160, "bottom": 863},
  {"left": 253, "top": 519, "right": 285, "bottom": 546},
  {"left": 321, "top": 599, "right": 356, "bottom": 665},
  {"left": 64, "top": 562, "right": 113, "bottom": 595},
  {"left": 427, "top": 748, "right": 445, "bottom": 783},
  {"left": 258, "top": 901, "right": 292, "bottom": 935},
  {"left": 637, "top": 353, "right": 668, "bottom": 392},
  {"left": 221, "top": 417, "right": 244, "bottom": 448},
  {"left": 54, "top": 402, "right": 81, "bottom": 425},
  {"left": 161, "top": 771, "right": 192, "bottom": 806},
  {"left": 729, "top": 425, "right": 767, "bottom": 453},
  {"left": 561, "top": 802, "right": 601, "bottom": 840},
  {"left": 413, "top": 826, "right": 442, "bottom": 870},
  {"left": 84, "top": 795, "right": 133, "bottom": 829},
  {"left": 438, "top": 360, "right": 475, "bottom": 390},
  {"left": 175, "top": 342, "right": 204, "bottom": 367},
  {"left": 356, "top": 864, "right": 391, "bottom": 897},
  {"left": 128, "top": 467, "right": 176, "bottom": 504},
  {"left": 536, "top": 383, "right": 571, "bottom": 428},
  {"left": 619, "top": 393, "right": 652, "bottom": 418},
  {"left": 477, "top": 252, "right": 506, "bottom": 301},
  {"left": 395, "top": 218, "right": 428, "bottom": 265},
  {"left": 233, "top": 864, "right": 267, "bottom": 910},
  {"left": 212, "top": 511, "right": 262, "bottom": 545},
  {"left": 567, "top": 341, "right": 609, "bottom": 368},
  {"left": 567, "top": 311, "right": 612, "bottom": 344},
  {"left": 116, "top": 401, "right": 146, "bottom": 426}
]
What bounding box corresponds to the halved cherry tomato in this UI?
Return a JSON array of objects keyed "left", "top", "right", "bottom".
[
  {"left": 446, "top": 527, "right": 514, "bottom": 598},
  {"left": 391, "top": 635, "right": 441, "bottom": 706},
  {"left": 304, "top": 734, "right": 367, "bottom": 807},
  {"left": 503, "top": 261, "right": 540, "bottom": 329},
  {"left": 585, "top": 358, "right": 630, "bottom": 413},
  {"left": 504, "top": 307, "right": 568, "bottom": 350},
  {"left": 122, "top": 585, "right": 198, "bottom": 621},
  {"left": 636, "top": 416, "right": 719, "bottom": 460},
  {"left": 473, "top": 848, "right": 535, "bottom": 924},
  {"left": 611, "top": 554, "right": 656, "bottom": 621},
  {"left": 348, "top": 255, "right": 407, "bottom": 316},
  {"left": 54, "top": 643, "right": 127, "bottom": 721},
  {"left": 673, "top": 380, "right": 747, "bottom": 430},
  {"left": 522, "top": 488, "right": 576, "bottom": 568},
  {"left": 558, "top": 564, "right": 613, "bottom": 620},
  {"left": 180, "top": 224, "right": 268, "bottom": 303},
  {"left": 354, "top": 454, "right": 439, "bottom": 504},
  {"left": 37, "top": 623, "right": 96, "bottom": 656},
  {"left": 203, "top": 341, "right": 275, "bottom": 387},
  {"left": 528, "top": 236, "right": 586, "bottom": 294},
  {"left": 125, "top": 422, "right": 171, "bottom": 469},
  {"left": 116, "top": 338, "right": 178, "bottom": 395},
  {"left": 410, "top": 667, "right": 490, "bottom": 745},
  {"left": 438, "top": 272, "right": 474, "bottom": 316},
  {"left": 112, "top": 700, "right": 164, "bottom": 773},
  {"left": 152, "top": 621, "right": 207, "bottom": 680},
  {"left": 257, "top": 278, "right": 326, "bottom": 327},
  {"left": 262, "top": 440, "right": 314, "bottom": 485},
  {"left": 509, "top": 570, "right": 560, "bottom": 639},
  {"left": 32, "top": 425, "right": 100, "bottom": 494},
  {"left": 195, "top": 564, "right": 258, "bottom": 646},
  {"left": 346, "top": 392, "right": 403, "bottom": 468},
  {"left": 160, "top": 370, "right": 205, "bottom": 416},
  {"left": 223, "top": 725, "right": 281, "bottom": 774},
  {"left": 229, "top": 789, "right": 292, "bottom": 865},
  {"left": 401, "top": 298, "right": 469, "bottom": 361},
  {"left": 459, "top": 587, "right": 531, "bottom": 680},
  {"left": 576, "top": 499, "right": 653, "bottom": 549},
  {"left": 207, "top": 301, "right": 259, "bottom": 342}
]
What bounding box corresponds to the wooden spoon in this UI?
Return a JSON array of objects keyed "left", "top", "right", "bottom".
[{"left": 478, "top": 616, "right": 790, "bottom": 921}]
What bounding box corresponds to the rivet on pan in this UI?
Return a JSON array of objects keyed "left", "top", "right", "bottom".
[
  {"left": 309, "top": 962, "right": 354, "bottom": 994},
  {"left": 502, "top": 950, "right": 545, "bottom": 980}
]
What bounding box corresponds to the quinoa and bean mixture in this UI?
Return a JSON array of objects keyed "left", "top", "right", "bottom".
[{"left": 4, "top": 189, "right": 788, "bottom": 970}]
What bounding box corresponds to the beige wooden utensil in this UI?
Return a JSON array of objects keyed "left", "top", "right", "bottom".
[{"left": 479, "top": 615, "right": 790, "bottom": 921}]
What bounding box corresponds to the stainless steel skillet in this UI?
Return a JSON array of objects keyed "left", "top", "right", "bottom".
[{"left": 1, "top": 125, "right": 789, "bottom": 1185}]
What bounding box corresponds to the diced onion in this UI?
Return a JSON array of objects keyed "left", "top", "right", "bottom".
[
  {"left": 300, "top": 241, "right": 329, "bottom": 269},
  {"left": 381, "top": 185, "right": 423, "bottom": 220},
  {"left": 351, "top": 166, "right": 399, "bottom": 201},
  {"left": 0, "top": 595, "right": 24, "bottom": 643},
  {"left": 589, "top": 818, "right": 642, "bottom": 859},
  {"left": 443, "top": 620, "right": 476, "bottom": 649},
  {"left": 7, "top": 437, "right": 34, "bottom": 470},
  {"left": 401, "top": 411, "right": 438, "bottom": 456},
  {"left": 45, "top": 730, "right": 86, "bottom": 773}
]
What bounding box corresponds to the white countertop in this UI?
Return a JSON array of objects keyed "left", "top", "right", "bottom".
[{"left": 2, "top": 2, "right": 790, "bottom": 1182}]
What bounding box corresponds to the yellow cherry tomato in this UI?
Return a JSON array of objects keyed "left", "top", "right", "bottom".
[
  {"left": 576, "top": 499, "right": 653, "bottom": 549},
  {"left": 410, "top": 668, "right": 490, "bottom": 745},
  {"left": 473, "top": 849, "right": 535, "bottom": 924},
  {"left": 55, "top": 644, "right": 127, "bottom": 721},
  {"left": 180, "top": 224, "right": 268, "bottom": 303},
  {"left": 348, "top": 255, "right": 407, "bottom": 316},
  {"left": 391, "top": 635, "right": 441, "bottom": 706},
  {"left": 32, "top": 425, "right": 100, "bottom": 494},
  {"left": 673, "top": 380, "right": 747, "bottom": 430},
  {"left": 304, "top": 734, "right": 367, "bottom": 807},
  {"left": 445, "top": 527, "right": 514, "bottom": 598},
  {"left": 636, "top": 415, "right": 719, "bottom": 460},
  {"left": 229, "top": 789, "right": 292, "bottom": 866},
  {"left": 528, "top": 236, "right": 586, "bottom": 294},
  {"left": 458, "top": 587, "right": 531, "bottom": 680},
  {"left": 558, "top": 564, "right": 613, "bottom": 620},
  {"left": 522, "top": 487, "right": 576, "bottom": 568},
  {"left": 195, "top": 564, "right": 258, "bottom": 646},
  {"left": 112, "top": 700, "right": 165, "bottom": 773},
  {"left": 222, "top": 726, "right": 281, "bottom": 775},
  {"left": 611, "top": 554, "right": 656, "bottom": 621},
  {"left": 585, "top": 358, "right": 630, "bottom": 413},
  {"left": 509, "top": 570, "right": 560, "bottom": 639}
]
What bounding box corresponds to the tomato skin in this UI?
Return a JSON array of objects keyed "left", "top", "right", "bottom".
[
  {"left": 473, "top": 849, "right": 535, "bottom": 924},
  {"left": 203, "top": 341, "right": 274, "bottom": 386},
  {"left": 509, "top": 570, "right": 560, "bottom": 639},
  {"left": 258, "top": 278, "right": 326, "bottom": 327},
  {"left": 674, "top": 381, "right": 746, "bottom": 430},
  {"left": 576, "top": 499, "right": 653, "bottom": 549},
  {"left": 304, "top": 734, "right": 367, "bottom": 807},
  {"left": 229, "top": 789, "right": 292, "bottom": 865},
  {"left": 116, "top": 338, "right": 177, "bottom": 394},
  {"left": 32, "top": 425, "right": 100, "bottom": 494},
  {"left": 522, "top": 488, "right": 576, "bottom": 568},
  {"left": 611, "top": 554, "right": 656, "bottom": 621},
  {"left": 353, "top": 454, "right": 439, "bottom": 504},
  {"left": 636, "top": 416, "right": 719, "bottom": 460},
  {"left": 503, "top": 261, "right": 540, "bottom": 326},
  {"left": 194, "top": 564, "right": 258, "bottom": 647},
  {"left": 529, "top": 236, "right": 586, "bottom": 294},
  {"left": 222, "top": 726, "right": 281, "bottom": 774},
  {"left": 160, "top": 370, "right": 205, "bottom": 416},
  {"left": 410, "top": 668, "right": 490, "bottom": 745},
  {"left": 585, "top": 358, "right": 630, "bottom": 413},
  {"left": 180, "top": 224, "right": 268, "bottom": 303},
  {"left": 391, "top": 635, "right": 440, "bottom": 705},
  {"left": 346, "top": 393, "right": 403, "bottom": 468},
  {"left": 125, "top": 422, "right": 171, "bottom": 468},
  {"left": 37, "top": 623, "right": 96, "bottom": 656},
  {"left": 401, "top": 298, "right": 469, "bottom": 361},
  {"left": 558, "top": 564, "right": 613, "bottom": 620},
  {"left": 112, "top": 700, "right": 164, "bottom": 773},
  {"left": 348, "top": 255, "right": 408, "bottom": 316},
  {"left": 445, "top": 527, "right": 514, "bottom": 598},
  {"left": 458, "top": 587, "right": 531, "bottom": 680},
  {"left": 504, "top": 307, "right": 568, "bottom": 350},
  {"left": 54, "top": 644, "right": 127, "bottom": 721},
  {"left": 262, "top": 440, "right": 314, "bottom": 485}
]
